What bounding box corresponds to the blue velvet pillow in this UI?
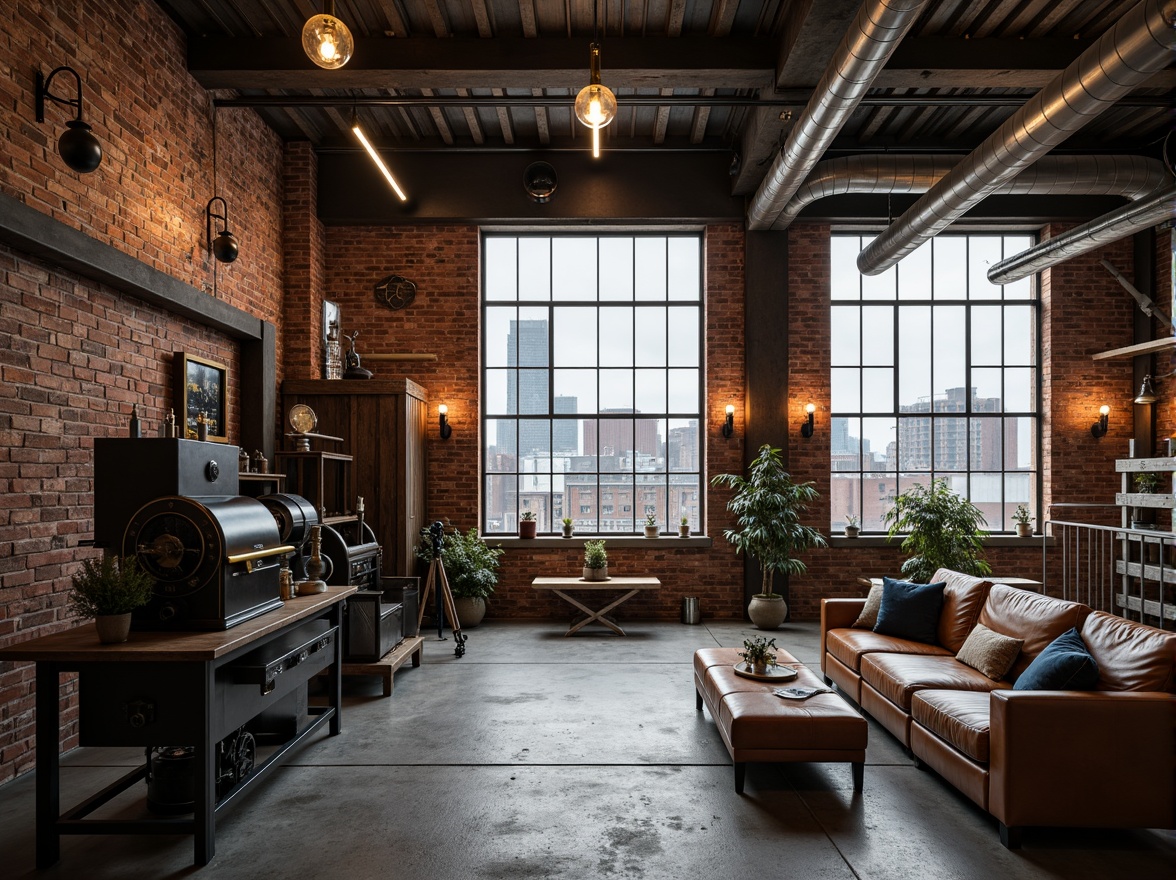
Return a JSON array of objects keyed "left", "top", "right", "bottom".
[
  {"left": 1013, "top": 627, "right": 1099, "bottom": 691},
  {"left": 873, "top": 577, "right": 947, "bottom": 645}
]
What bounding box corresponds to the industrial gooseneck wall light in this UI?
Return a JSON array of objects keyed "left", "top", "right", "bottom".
[
  {"left": 721, "top": 404, "right": 735, "bottom": 438},
  {"left": 438, "top": 405, "right": 452, "bottom": 440},
  {"left": 801, "top": 403, "right": 816, "bottom": 438},
  {"left": 206, "top": 197, "right": 239, "bottom": 263},
  {"left": 1091, "top": 405, "right": 1110, "bottom": 438},
  {"left": 302, "top": 0, "right": 355, "bottom": 70},
  {"left": 35, "top": 66, "right": 102, "bottom": 173}
]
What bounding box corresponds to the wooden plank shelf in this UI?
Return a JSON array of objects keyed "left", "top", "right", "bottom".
[
  {"left": 1114, "top": 559, "right": 1176, "bottom": 585},
  {"left": 1115, "top": 593, "right": 1176, "bottom": 621},
  {"left": 1115, "top": 458, "right": 1176, "bottom": 473},
  {"left": 1116, "top": 493, "right": 1176, "bottom": 509},
  {"left": 1092, "top": 337, "right": 1176, "bottom": 361},
  {"left": 335, "top": 635, "right": 424, "bottom": 697}
]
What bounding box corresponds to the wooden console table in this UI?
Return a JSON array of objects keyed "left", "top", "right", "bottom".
[
  {"left": 0, "top": 586, "right": 355, "bottom": 868},
  {"left": 531, "top": 577, "right": 661, "bottom": 635}
]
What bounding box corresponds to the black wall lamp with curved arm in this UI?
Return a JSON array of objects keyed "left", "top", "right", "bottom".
[{"left": 35, "top": 66, "right": 102, "bottom": 173}]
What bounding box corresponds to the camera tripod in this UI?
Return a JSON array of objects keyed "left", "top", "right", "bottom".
[{"left": 417, "top": 521, "right": 467, "bottom": 658}]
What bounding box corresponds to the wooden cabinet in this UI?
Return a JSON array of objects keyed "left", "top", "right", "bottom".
[{"left": 281, "top": 380, "right": 428, "bottom": 577}]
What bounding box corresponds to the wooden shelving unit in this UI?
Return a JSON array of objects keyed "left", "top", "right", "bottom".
[
  {"left": 335, "top": 635, "right": 424, "bottom": 697},
  {"left": 1112, "top": 457, "right": 1176, "bottom": 624}
]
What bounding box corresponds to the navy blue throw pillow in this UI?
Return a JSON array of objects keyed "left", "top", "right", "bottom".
[
  {"left": 1013, "top": 627, "right": 1099, "bottom": 691},
  {"left": 873, "top": 577, "right": 947, "bottom": 645}
]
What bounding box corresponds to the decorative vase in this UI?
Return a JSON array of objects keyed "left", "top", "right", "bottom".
[
  {"left": 747, "top": 595, "right": 787, "bottom": 630},
  {"left": 95, "top": 613, "right": 132, "bottom": 644},
  {"left": 644, "top": 525, "right": 659, "bottom": 538},
  {"left": 519, "top": 520, "right": 537, "bottom": 539},
  {"left": 1016, "top": 522, "right": 1033, "bottom": 537},
  {"left": 562, "top": 524, "right": 574, "bottom": 538},
  {"left": 582, "top": 564, "right": 608, "bottom": 581},
  {"left": 453, "top": 596, "right": 486, "bottom": 628},
  {"left": 844, "top": 525, "right": 860, "bottom": 538}
]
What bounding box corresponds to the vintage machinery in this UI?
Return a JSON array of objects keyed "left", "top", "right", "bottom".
[
  {"left": 344, "top": 577, "right": 419, "bottom": 662},
  {"left": 320, "top": 519, "right": 381, "bottom": 591},
  {"left": 259, "top": 492, "right": 320, "bottom": 581}
]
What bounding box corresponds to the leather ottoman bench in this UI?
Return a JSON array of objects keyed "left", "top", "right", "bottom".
[{"left": 694, "top": 647, "right": 868, "bottom": 793}]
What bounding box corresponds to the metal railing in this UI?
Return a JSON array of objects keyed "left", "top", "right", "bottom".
[{"left": 1046, "top": 504, "right": 1175, "bottom": 630}]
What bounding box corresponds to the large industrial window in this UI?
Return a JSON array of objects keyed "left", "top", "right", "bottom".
[
  {"left": 482, "top": 233, "right": 703, "bottom": 536},
  {"left": 830, "top": 232, "right": 1039, "bottom": 534}
]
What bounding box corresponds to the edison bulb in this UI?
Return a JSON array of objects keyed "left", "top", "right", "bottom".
[
  {"left": 302, "top": 14, "right": 354, "bottom": 70},
  {"left": 574, "top": 83, "right": 617, "bottom": 129}
]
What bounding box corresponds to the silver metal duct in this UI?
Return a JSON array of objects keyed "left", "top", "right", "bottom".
[
  {"left": 772, "top": 154, "right": 1169, "bottom": 229},
  {"left": 987, "top": 185, "right": 1176, "bottom": 284},
  {"left": 856, "top": 0, "right": 1176, "bottom": 275},
  {"left": 746, "top": 0, "right": 930, "bottom": 231}
]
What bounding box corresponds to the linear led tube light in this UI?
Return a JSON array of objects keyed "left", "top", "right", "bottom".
[{"left": 352, "top": 118, "right": 408, "bottom": 202}]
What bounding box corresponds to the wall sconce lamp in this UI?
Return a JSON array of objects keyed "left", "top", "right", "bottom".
[
  {"left": 302, "top": 0, "right": 354, "bottom": 69},
  {"left": 1134, "top": 375, "right": 1157, "bottom": 405},
  {"left": 1091, "top": 405, "right": 1110, "bottom": 438},
  {"left": 35, "top": 66, "right": 102, "bottom": 173},
  {"left": 438, "top": 405, "right": 452, "bottom": 440},
  {"left": 801, "top": 403, "right": 816, "bottom": 438},
  {"left": 721, "top": 404, "right": 735, "bottom": 438},
  {"left": 206, "top": 197, "right": 239, "bottom": 263}
]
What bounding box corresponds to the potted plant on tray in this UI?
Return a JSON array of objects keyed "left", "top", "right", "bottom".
[
  {"left": 561, "top": 516, "right": 574, "bottom": 538},
  {"left": 416, "top": 525, "right": 504, "bottom": 628},
  {"left": 711, "top": 444, "right": 827, "bottom": 629},
  {"left": 519, "top": 510, "right": 537, "bottom": 539},
  {"left": 1012, "top": 504, "right": 1034, "bottom": 537},
  {"left": 69, "top": 555, "right": 155, "bottom": 644},
  {"left": 884, "top": 478, "right": 991, "bottom": 583},
  {"left": 583, "top": 540, "right": 608, "bottom": 581},
  {"left": 739, "top": 636, "right": 777, "bottom": 676}
]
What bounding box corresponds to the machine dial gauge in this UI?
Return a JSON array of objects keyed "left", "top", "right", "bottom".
[
  {"left": 288, "top": 404, "right": 318, "bottom": 434},
  {"left": 123, "top": 498, "right": 223, "bottom": 597}
]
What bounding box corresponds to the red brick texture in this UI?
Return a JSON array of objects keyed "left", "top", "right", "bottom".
[{"left": 0, "top": 0, "right": 286, "bottom": 783}]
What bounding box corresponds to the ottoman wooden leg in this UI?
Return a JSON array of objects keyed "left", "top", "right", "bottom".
[
  {"left": 695, "top": 688, "right": 703, "bottom": 711},
  {"left": 999, "top": 823, "right": 1022, "bottom": 849},
  {"left": 852, "top": 762, "right": 864, "bottom": 792},
  {"left": 734, "top": 762, "right": 746, "bottom": 794}
]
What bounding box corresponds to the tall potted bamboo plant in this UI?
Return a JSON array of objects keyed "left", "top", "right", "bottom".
[{"left": 711, "top": 444, "right": 827, "bottom": 629}]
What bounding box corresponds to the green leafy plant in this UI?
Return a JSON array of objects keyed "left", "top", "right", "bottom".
[
  {"left": 583, "top": 540, "right": 607, "bottom": 570},
  {"left": 644, "top": 511, "right": 658, "bottom": 527},
  {"left": 845, "top": 513, "right": 859, "bottom": 528},
  {"left": 1134, "top": 473, "right": 1162, "bottom": 493},
  {"left": 884, "top": 479, "right": 991, "bottom": 583},
  {"left": 561, "top": 517, "right": 573, "bottom": 527},
  {"left": 1012, "top": 504, "right": 1033, "bottom": 525},
  {"left": 69, "top": 556, "right": 155, "bottom": 618},
  {"left": 710, "top": 444, "right": 827, "bottom": 598},
  {"left": 739, "top": 635, "right": 777, "bottom": 669},
  {"left": 680, "top": 515, "right": 689, "bottom": 526},
  {"left": 416, "top": 524, "right": 504, "bottom": 599},
  {"left": 520, "top": 510, "right": 536, "bottom": 521}
]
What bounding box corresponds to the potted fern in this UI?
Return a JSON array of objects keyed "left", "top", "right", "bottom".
[
  {"left": 884, "top": 479, "right": 991, "bottom": 582},
  {"left": 69, "top": 555, "right": 155, "bottom": 644},
  {"left": 711, "top": 444, "right": 827, "bottom": 629},
  {"left": 416, "top": 525, "right": 503, "bottom": 627},
  {"left": 582, "top": 540, "right": 608, "bottom": 581}
]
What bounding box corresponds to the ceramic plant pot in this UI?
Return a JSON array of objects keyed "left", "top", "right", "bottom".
[
  {"left": 582, "top": 564, "right": 608, "bottom": 582},
  {"left": 519, "top": 520, "right": 537, "bottom": 539},
  {"left": 679, "top": 525, "right": 690, "bottom": 538},
  {"left": 453, "top": 596, "right": 486, "bottom": 628},
  {"left": 844, "top": 526, "right": 860, "bottom": 538},
  {"left": 1016, "top": 522, "right": 1033, "bottom": 537},
  {"left": 562, "top": 525, "right": 574, "bottom": 538},
  {"left": 95, "top": 613, "right": 133, "bottom": 644},
  {"left": 747, "top": 595, "right": 787, "bottom": 630},
  {"left": 644, "top": 525, "right": 659, "bottom": 538}
]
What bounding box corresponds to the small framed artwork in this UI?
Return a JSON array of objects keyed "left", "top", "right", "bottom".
[
  {"left": 174, "top": 352, "right": 228, "bottom": 442},
  {"left": 323, "top": 300, "right": 340, "bottom": 345}
]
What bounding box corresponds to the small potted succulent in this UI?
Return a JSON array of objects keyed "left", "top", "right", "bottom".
[
  {"left": 69, "top": 555, "right": 155, "bottom": 644},
  {"left": 739, "top": 635, "right": 777, "bottom": 676},
  {"left": 1132, "top": 473, "right": 1162, "bottom": 530},
  {"left": 561, "top": 516, "right": 574, "bottom": 538},
  {"left": 582, "top": 540, "right": 608, "bottom": 581},
  {"left": 519, "top": 510, "right": 538, "bottom": 539},
  {"left": 844, "top": 514, "right": 860, "bottom": 538},
  {"left": 1012, "top": 504, "right": 1034, "bottom": 537},
  {"left": 643, "top": 511, "right": 659, "bottom": 538},
  {"left": 678, "top": 515, "right": 690, "bottom": 538}
]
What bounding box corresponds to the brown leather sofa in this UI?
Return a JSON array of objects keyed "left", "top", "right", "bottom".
[{"left": 820, "top": 569, "right": 1176, "bottom": 847}]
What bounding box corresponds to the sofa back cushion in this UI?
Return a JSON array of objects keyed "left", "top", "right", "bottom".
[
  {"left": 977, "top": 585, "right": 1090, "bottom": 680},
  {"left": 1081, "top": 611, "right": 1176, "bottom": 693},
  {"left": 931, "top": 568, "right": 994, "bottom": 653}
]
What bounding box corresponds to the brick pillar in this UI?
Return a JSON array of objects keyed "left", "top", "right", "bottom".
[{"left": 283, "top": 142, "right": 325, "bottom": 379}]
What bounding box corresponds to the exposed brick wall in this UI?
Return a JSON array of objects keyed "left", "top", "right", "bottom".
[
  {"left": 0, "top": 0, "right": 285, "bottom": 784},
  {"left": 282, "top": 141, "right": 325, "bottom": 380}
]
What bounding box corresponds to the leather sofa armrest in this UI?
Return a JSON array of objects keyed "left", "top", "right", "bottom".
[
  {"left": 989, "top": 690, "right": 1176, "bottom": 831},
  {"left": 820, "top": 599, "right": 866, "bottom": 674}
]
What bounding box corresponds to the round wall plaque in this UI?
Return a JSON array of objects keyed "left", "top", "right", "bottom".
[{"left": 375, "top": 274, "right": 417, "bottom": 311}]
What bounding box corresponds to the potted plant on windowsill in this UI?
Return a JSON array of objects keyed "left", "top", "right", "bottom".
[
  {"left": 69, "top": 555, "right": 155, "bottom": 644},
  {"left": 416, "top": 524, "right": 503, "bottom": 628},
  {"left": 844, "top": 514, "right": 860, "bottom": 538},
  {"left": 711, "top": 444, "right": 827, "bottom": 629},
  {"left": 519, "top": 510, "right": 537, "bottom": 539},
  {"left": 561, "top": 517, "right": 574, "bottom": 538},
  {"left": 1012, "top": 504, "right": 1034, "bottom": 537},
  {"left": 582, "top": 540, "right": 608, "bottom": 581},
  {"left": 643, "top": 512, "right": 659, "bottom": 538},
  {"left": 884, "top": 478, "right": 991, "bottom": 582},
  {"left": 678, "top": 515, "right": 691, "bottom": 538}
]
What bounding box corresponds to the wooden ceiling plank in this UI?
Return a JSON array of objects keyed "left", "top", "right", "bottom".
[
  {"left": 492, "top": 87, "right": 515, "bottom": 143},
  {"left": 998, "top": 0, "right": 1058, "bottom": 37},
  {"left": 857, "top": 104, "right": 897, "bottom": 145},
  {"left": 689, "top": 87, "right": 715, "bottom": 144},
  {"left": 420, "top": 88, "right": 456, "bottom": 143},
  {"left": 970, "top": 0, "right": 1023, "bottom": 39},
  {"left": 532, "top": 88, "right": 550, "bottom": 144},
  {"left": 652, "top": 87, "right": 673, "bottom": 144},
  {"left": 470, "top": 0, "right": 495, "bottom": 37},
  {"left": 519, "top": 0, "right": 539, "bottom": 38},
  {"left": 457, "top": 88, "right": 486, "bottom": 143},
  {"left": 371, "top": 0, "right": 411, "bottom": 35},
  {"left": 423, "top": 0, "right": 452, "bottom": 36},
  {"left": 710, "top": 0, "right": 739, "bottom": 36},
  {"left": 667, "top": 0, "right": 686, "bottom": 36},
  {"left": 1026, "top": 0, "right": 1083, "bottom": 37}
]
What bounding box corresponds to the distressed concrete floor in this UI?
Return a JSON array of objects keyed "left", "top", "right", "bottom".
[{"left": 1, "top": 619, "right": 1173, "bottom": 878}]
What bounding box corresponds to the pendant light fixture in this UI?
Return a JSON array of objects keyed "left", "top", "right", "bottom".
[
  {"left": 302, "top": 0, "right": 355, "bottom": 70},
  {"left": 573, "top": 1, "right": 616, "bottom": 158},
  {"left": 352, "top": 110, "right": 408, "bottom": 202}
]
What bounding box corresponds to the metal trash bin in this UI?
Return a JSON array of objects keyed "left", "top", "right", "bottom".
[{"left": 681, "top": 596, "right": 701, "bottom": 625}]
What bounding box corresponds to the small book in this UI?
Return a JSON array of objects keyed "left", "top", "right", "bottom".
[{"left": 773, "top": 686, "right": 832, "bottom": 700}]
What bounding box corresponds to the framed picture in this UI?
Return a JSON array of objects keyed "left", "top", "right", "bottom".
[
  {"left": 323, "top": 300, "right": 340, "bottom": 345},
  {"left": 174, "top": 352, "right": 228, "bottom": 442}
]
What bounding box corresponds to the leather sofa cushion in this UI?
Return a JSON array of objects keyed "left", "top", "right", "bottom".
[
  {"left": 931, "top": 568, "right": 994, "bottom": 654},
  {"left": 826, "top": 627, "right": 951, "bottom": 673},
  {"left": 978, "top": 585, "right": 1089, "bottom": 680},
  {"left": 861, "top": 653, "right": 1005, "bottom": 711},
  {"left": 912, "top": 690, "right": 992, "bottom": 763},
  {"left": 1081, "top": 611, "right": 1176, "bottom": 693}
]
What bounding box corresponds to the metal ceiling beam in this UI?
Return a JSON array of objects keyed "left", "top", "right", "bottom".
[{"left": 187, "top": 36, "right": 776, "bottom": 90}]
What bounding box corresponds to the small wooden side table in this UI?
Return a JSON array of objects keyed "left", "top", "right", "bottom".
[{"left": 531, "top": 577, "right": 661, "bottom": 635}]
